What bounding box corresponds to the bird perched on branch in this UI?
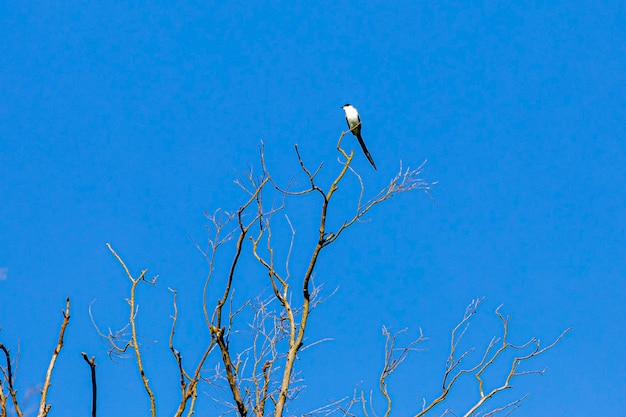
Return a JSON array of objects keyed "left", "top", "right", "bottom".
[{"left": 341, "top": 104, "right": 377, "bottom": 170}]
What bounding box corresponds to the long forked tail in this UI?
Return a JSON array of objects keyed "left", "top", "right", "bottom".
[{"left": 356, "top": 134, "right": 377, "bottom": 170}]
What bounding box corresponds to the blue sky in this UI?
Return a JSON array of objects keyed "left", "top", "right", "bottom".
[{"left": 1, "top": 1, "right": 625, "bottom": 415}]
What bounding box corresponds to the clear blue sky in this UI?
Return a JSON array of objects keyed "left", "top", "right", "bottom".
[{"left": 1, "top": 1, "right": 624, "bottom": 415}]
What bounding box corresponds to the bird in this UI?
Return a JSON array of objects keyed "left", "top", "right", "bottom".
[{"left": 341, "top": 104, "right": 377, "bottom": 170}]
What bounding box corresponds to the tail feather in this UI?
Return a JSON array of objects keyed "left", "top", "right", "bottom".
[{"left": 356, "top": 134, "right": 377, "bottom": 170}]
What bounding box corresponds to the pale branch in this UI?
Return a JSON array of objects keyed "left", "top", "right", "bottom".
[
  {"left": 378, "top": 327, "right": 427, "bottom": 417},
  {"left": 244, "top": 180, "right": 303, "bottom": 416},
  {"left": 198, "top": 209, "right": 238, "bottom": 329},
  {"left": 329, "top": 301, "right": 570, "bottom": 417},
  {"left": 207, "top": 200, "right": 261, "bottom": 417},
  {"left": 368, "top": 390, "right": 377, "bottom": 417},
  {"left": 81, "top": 353, "right": 97, "bottom": 417},
  {"left": 482, "top": 394, "right": 529, "bottom": 417},
  {"left": 415, "top": 299, "right": 485, "bottom": 416},
  {"left": 203, "top": 171, "right": 283, "bottom": 417},
  {"left": 244, "top": 265, "right": 329, "bottom": 414},
  {"left": 169, "top": 288, "right": 216, "bottom": 417},
  {"left": 283, "top": 215, "right": 296, "bottom": 282},
  {"left": 326, "top": 161, "right": 436, "bottom": 247},
  {"left": 345, "top": 161, "right": 368, "bottom": 214},
  {"left": 325, "top": 387, "right": 366, "bottom": 417},
  {"left": 196, "top": 209, "right": 238, "bottom": 258},
  {"left": 199, "top": 192, "right": 274, "bottom": 417},
  {"left": 210, "top": 173, "right": 272, "bottom": 328},
  {"left": 38, "top": 297, "right": 71, "bottom": 417},
  {"left": 169, "top": 289, "right": 189, "bottom": 399},
  {"left": 251, "top": 224, "right": 290, "bottom": 304},
  {"left": 302, "top": 395, "right": 354, "bottom": 417},
  {"left": 462, "top": 317, "right": 571, "bottom": 417},
  {"left": 106, "top": 244, "right": 157, "bottom": 417},
  {"left": 249, "top": 298, "right": 284, "bottom": 416},
  {"left": 361, "top": 391, "right": 369, "bottom": 417},
  {"left": 412, "top": 301, "right": 569, "bottom": 417},
  {"left": 89, "top": 303, "right": 133, "bottom": 360}
]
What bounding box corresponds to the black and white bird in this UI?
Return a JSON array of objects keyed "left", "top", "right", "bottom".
[{"left": 341, "top": 104, "right": 377, "bottom": 170}]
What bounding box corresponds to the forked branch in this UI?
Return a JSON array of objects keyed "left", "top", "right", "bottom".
[
  {"left": 461, "top": 308, "right": 570, "bottom": 417},
  {"left": 413, "top": 301, "right": 569, "bottom": 417},
  {"left": 378, "top": 327, "right": 426, "bottom": 417},
  {"left": 104, "top": 244, "right": 157, "bottom": 417},
  {"left": 169, "top": 288, "right": 216, "bottom": 417}
]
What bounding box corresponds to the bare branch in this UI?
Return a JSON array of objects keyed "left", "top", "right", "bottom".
[
  {"left": 168, "top": 288, "right": 212, "bottom": 417},
  {"left": 326, "top": 161, "right": 436, "bottom": 246},
  {"left": 482, "top": 394, "right": 529, "bottom": 417},
  {"left": 89, "top": 300, "right": 134, "bottom": 361},
  {"left": 205, "top": 174, "right": 273, "bottom": 417},
  {"left": 408, "top": 301, "right": 569, "bottom": 417},
  {"left": 414, "top": 299, "right": 484, "bottom": 416},
  {"left": 0, "top": 342, "right": 24, "bottom": 417},
  {"left": 378, "top": 327, "right": 427, "bottom": 417},
  {"left": 201, "top": 209, "right": 239, "bottom": 330},
  {"left": 38, "top": 297, "right": 71, "bottom": 417},
  {"left": 462, "top": 323, "right": 571, "bottom": 417},
  {"left": 106, "top": 244, "right": 157, "bottom": 417},
  {"left": 81, "top": 353, "right": 97, "bottom": 417}
]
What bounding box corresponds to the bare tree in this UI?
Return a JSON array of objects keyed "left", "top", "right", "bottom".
[{"left": 1, "top": 126, "right": 568, "bottom": 417}]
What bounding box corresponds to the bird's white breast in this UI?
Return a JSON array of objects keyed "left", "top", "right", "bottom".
[{"left": 344, "top": 106, "right": 360, "bottom": 126}]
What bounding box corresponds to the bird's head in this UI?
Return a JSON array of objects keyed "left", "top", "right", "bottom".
[{"left": 341, "top": 104, "right": 352, "bottom": 109}]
